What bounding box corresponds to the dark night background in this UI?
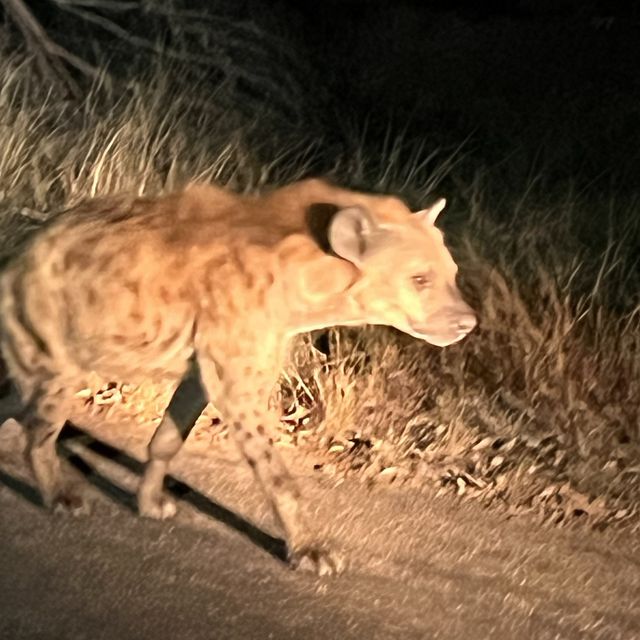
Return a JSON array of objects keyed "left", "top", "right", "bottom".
[
  {"left": 12, "top": 0, "right": 640, "bottom": 198},
  {"left": 7, "top": 0, "right": 634, "bottom": 294}
]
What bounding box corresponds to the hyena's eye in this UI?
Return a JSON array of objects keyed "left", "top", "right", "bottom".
[{"left": 411, "top": 273, "right": 433, "bottom": 290}]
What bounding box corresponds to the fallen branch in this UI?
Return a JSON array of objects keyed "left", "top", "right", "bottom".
[{"left": 2, "top": 0, "right": 100, "bottom": 97}]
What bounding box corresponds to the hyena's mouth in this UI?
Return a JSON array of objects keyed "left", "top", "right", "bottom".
[
  {"left": 407, "top": 321, "right": 467, "bottom": 346},
  {"left": 408, "top": 307, "right": 477, "bottom": 346}
]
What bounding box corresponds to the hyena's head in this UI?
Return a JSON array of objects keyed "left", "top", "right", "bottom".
[{"left": 327, "top": 197, "right": 477, "bottom": 347}]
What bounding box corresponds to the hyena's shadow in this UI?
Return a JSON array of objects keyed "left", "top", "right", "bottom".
[
  {"left": 0, "top": 467, "right": 43, "bottom": 507},
  {"left": 0, "top": 422, "right": 287, "bottom": 563}
]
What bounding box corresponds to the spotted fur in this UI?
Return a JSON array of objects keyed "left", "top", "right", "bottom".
[{"left": 0, "top": 178, "right": 476, "bottom": 574}]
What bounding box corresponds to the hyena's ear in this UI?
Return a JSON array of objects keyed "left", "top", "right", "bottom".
[
  {"left": 414, "top": 197, "right": 446, "bottom": 227},
  {"left": 327, "top": 205, "right": 377, "bottom": 267}
]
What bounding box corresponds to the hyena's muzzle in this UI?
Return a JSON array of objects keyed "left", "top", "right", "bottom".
[{"left": 409, "top": 286, "right": 477, "bottom": 347}]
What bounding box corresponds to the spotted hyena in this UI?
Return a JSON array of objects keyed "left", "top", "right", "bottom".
[{"left": 0, "top": 178, "right": 476, "bottom": 574}]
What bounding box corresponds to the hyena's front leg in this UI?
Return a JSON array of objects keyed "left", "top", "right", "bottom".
[
  {"left": 198, "top": 352, "right": 341, "bottom": 575},
  {"left": 138, "top": 362, "right": 208, "bottom": 519}
]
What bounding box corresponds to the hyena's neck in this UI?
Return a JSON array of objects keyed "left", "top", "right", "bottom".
[{"left": 287, "top": 294, "right": 367, "bottom": 335}]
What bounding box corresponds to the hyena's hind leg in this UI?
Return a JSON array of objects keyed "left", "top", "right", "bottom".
[
  {"left": 137, "top": 361, "right": 208, "bottom": 520},
  {"left": 21, "top": 385, "right": 83, "bottom": 512}
]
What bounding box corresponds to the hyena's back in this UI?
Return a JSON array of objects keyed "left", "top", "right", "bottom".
[
  {"left": 0, "top": 184, "right": 290, "bottom": 398},
  {"left": 0, "top": 177, "right": 408, "bottom": 396},
  {"left": 2, "top": 195, "right": 182, "bottom": 397}
]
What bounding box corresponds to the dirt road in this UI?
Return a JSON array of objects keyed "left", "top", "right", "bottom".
[{"left": 1, "top": 417, "right": 639, "bottom": 640}]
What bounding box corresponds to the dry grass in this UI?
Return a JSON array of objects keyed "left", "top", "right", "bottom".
[
  {"left": 1, "top": 34, "right": 638, "bottom": 532},
  {"left": 0, "top": 34, "right": 319, "bottom": 259},
  {"left": 279, "top": 195, "right": 640, "bottom": 529}
]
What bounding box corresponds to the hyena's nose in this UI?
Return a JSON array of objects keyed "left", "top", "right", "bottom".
[{"left": 454, "top": 313, "right": 477, "bottom": 335}]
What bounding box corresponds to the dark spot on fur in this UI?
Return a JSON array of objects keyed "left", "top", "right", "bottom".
[
  {"left": 108, "top": 211, "right": 133, "bottom": 224},
  {"left": 263, "top": 449, "right": 272, "bottom": 462},
  {"left": 158, "top": 286, "right": 171, "bottom": 304},
  {"left": 233, "top": 421, "right": 243, "bottom": 431},
  {"left": 86, "top": 289, "right": 98, "bottom": 306},
  {"left": 251, "top": 285, "right": 266, "bottom": 309},
  {"left": 63, "top": 250, "right": 92, "bottom": 270},
  {"left": 157, "top": 331, "right": 181, "bottom": 352},
  {"left": 245, "top": 431, "right": 253, "bottom": 440},
  {"left": 246, "top": 456, "right": 256, "bottom": 469},
  {"left": 96, "top": 255, "right": 114, "bottom": 274},
  {"left": 256, "top": 424, "right": 265, "bottom": 436},
  {"left": 50, "top": 259, "right": 62, "bottom": 278}
]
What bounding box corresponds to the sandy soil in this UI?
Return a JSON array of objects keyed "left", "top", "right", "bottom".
[{"left": 1, "top": 414, "right": 639, "bottom": 640}]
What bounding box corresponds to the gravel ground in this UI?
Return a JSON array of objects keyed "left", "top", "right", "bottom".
[{"left": 1, "top": 416, "right": 639, "bottom": 640}]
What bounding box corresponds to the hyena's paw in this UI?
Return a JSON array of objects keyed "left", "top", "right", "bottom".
[
  {"left": 137, "top": 491, "right": 177, "bottom": 520},
  {"left": 288, "top": 544, "right": 345, "bottom": 577},
  {"left": 48, "top": 486, "right": 91, "bottom": 516}
]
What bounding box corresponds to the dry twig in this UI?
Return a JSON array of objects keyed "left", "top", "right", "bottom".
[{"left": 2, "top": 0, "right": 100, "bottom": 97}]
